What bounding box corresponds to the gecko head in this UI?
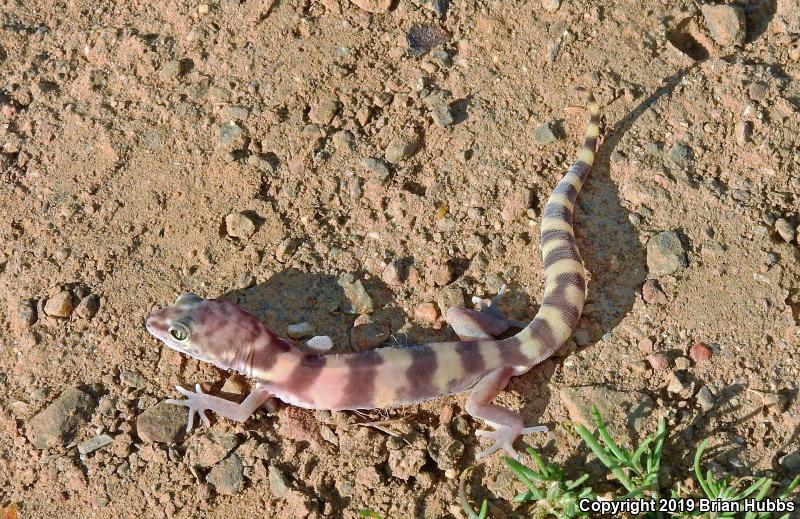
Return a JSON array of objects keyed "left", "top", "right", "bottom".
[{"left": 145, "top": 292, "right": 239, "bottom": 369}]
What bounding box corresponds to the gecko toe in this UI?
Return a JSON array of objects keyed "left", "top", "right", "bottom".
[{"left": 521, "top": 425, "right": 548, "bottom": 435}]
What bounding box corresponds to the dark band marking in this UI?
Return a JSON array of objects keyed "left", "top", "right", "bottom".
[
  {"left": 541, "top": 229, "right": 574, "bottom": 244},
  {"left": 497, "top": 338, "right": 530, "bottom": 367},
  {"left": 456, "top": 342, "right": 486, "bottom": 375},
  {"left": 529, "top": 317, "right": 560, "bottom": 357},
  {"left": 400, "top": 345, "right": 438, "bottom": 402},
  {"left": 337, "top": 349, "right": 383, "bottom": 408},
  {"left": 543, "top": 201, "right": 572, "bottom": 221},
  {"left": 544, "top": 245, "right": 581, "bottom": 269},
  {"left": 553, "top": 182, "right": 579, "bottom": 201}
]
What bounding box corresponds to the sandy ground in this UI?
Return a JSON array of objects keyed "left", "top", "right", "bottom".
[{"left": 1, "top": 0, "right": 799, "bottom": 517}]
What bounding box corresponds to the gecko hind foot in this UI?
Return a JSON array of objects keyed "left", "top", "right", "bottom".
[
  {"left": 166, "top": 384, "right": 212, "bottom": 432},
  {"left": 475, "top": 424, "right": 548, "bottom": 460}
]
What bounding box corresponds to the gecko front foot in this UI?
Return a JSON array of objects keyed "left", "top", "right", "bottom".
[
  {"left": 166, "top": 384, "right": 212, "bottom": 432},
  {"left": 475, "top": 424, "right": 548, "bottom": 459}
]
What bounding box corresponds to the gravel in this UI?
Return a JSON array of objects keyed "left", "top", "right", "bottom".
[{"left": 27, "top": 387, "right": 97, "bottom": 449}]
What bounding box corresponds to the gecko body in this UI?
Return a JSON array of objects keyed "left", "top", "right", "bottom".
[{"left": 146, "top": 91, "right": 601, "bottom": 458}]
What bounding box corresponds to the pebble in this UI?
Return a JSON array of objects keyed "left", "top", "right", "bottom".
[
  {"left": 779, "top": 452, "right": 800, "bottom": 473},
  {"left": 560, "top": 386, "right": 653, "bottom": 438},
  {"left": 637, "top": 338, "right": 654, "bottom": 354},
  {"left": 735, "top": 121, "right": 752, "bottom": 144},
  {"left": 641, "top": 279, "right": 668, "bottom": 305},
  {"left": 14, "top": 298, "right": 37, "bottom": 328},
  {"left": 27, "top": 387, "right": 97, "bottom": 449},
  {"left": 748, "top": 82, "right": 768, "bottom": 102},
  {"left": 78, "top": 434, "right": 113, "bottom": 455},
  {"left": 407, "top": 23, "right": 449, "bottom": 57},
  {"left": 349, "top": 0, "right": 392, "bottom": 13},
  {"left": 415, "top": 302, "right": 439, "bottom": 322},
  {"left": 647, "top": 353, "right": 670, "bottom": 371},
  {"left": 674, "top": 356, "right": 691, "bottom": 370},
  {"left": 666, "top": 371, "right": 695, "bottom": 399},
  {"left": 287, "top": 322, "right": 313, "bottom": 339},
  {"left": 388, "top": 448, "right": 427, "bottom": 480},
  {"left": 384, "top": 131, "right": 421, "bottom": 164},
  {"left": 268, "top": 465, "right": 290, "bottom": 497},
  {"left": 427, "top": 427, "right": 464, "bottom": 470},
  {"left": 225, "top": 212, "right": 257, "bottom": 239},
  {"left": 75, "top": 293, "right": 101, "bottom": 319},
  {"left": 187, "top": 432, "right": 240, "bottom": 467},
  {"left": 437, "top": 286, "right": 465, "bottom": 315},
  {"left": 775, "top": 218, "right": 796, "bottom": 243},
  {"left": 362, "top": 157, "right": 391, "bottom": 183},
  {"left": 338, "top": 275, "right": 374, "bottom": 314},
  {"left": 217, "top": 122, "right": 248, "bottom": 152},
  {"left": 696, "top": 386, "right": 716, "bottom": 411},
  {"left": 350, "top": 316, "right": 389, "bottom": 350},
  {"left": 541, "top": 0, "right": 560, "bottom": 12},
  {"left": 309, "top": 98, "right": 340, "bottom": 126},
  {"left": 332, "top": 130, "right": 355, "bottom": 152},
  {"left": 120, "top": 370, "right": 146, "bottom": 388},
  {"left": 532, "top": 121, "right": 557, "bottom": 144},
  {"left": 44, "top": 290, "right": 75, "bottom": 318},
  {"left": 207, "top": 454, "right": 245, "bottom": 495},
  {"left": 667, "top": 142, "right": 692, "bottom": 166},
  {"left": 276, "top": 238, "right": 299, "bottom": 261},
  {"left": 158, "top": 60, "right": 183, "bottom": 82},
  {"left": 689, "top": 341, "right": 713, "bottom": 364},
  {"left": 431, "top": 103, "right": 454, "bottom": 127},
  {"left": 701, "top": 4, "right": 747, "bottom": 46},
  {"left": 247, "top": 154, "right": 276, "bottom": 173},
  {"left": 647, "top": 230, "right": 688, "bottom": 276},
  {"left": 381, "top": 259, "right": 405, "bottom": 287},
  {"left": 136, "top": 401, "right": 187, "bottom": 443}
]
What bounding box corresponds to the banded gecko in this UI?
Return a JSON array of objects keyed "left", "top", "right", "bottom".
[{"left": 146, "top": 91, "right": 600, "bottom": 458}]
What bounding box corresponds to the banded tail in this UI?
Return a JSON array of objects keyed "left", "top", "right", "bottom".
[{"left": 512, "top": 90, "right": 600, "bottom": 365}]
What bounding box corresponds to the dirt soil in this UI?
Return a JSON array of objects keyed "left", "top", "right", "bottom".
[{"left": 1, "top": 0, "right": 799, "bottom": 517}]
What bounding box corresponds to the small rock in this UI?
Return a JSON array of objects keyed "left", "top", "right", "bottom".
[
  {"left": 666, "top": 371, "right": 695, "bottom": 399},
  {"left": 637, "top": 338, "right": 654, "bottom": 354},
  {"left": 501, "top": 188, "right": 532, "bottom": 223},
  {"left": 287, "top": 322, "right": 313, "bottom": 339},
  {"left": 351, "top": 316, "right": 390, "bottom": 350},
  {"left": 388, "top": 448, "right": 427, "bottom": 480},
  {"left": 560, "top": 386, "right": 653, "bottom": 439},
  {"left": 44, "top": 290, "right": 74, "bottom": 318},
  {"left": 332, "top": 130, "right": 355, "bottom": 152},
  {"left": 427, "top": 427, "right": 464, "bottom": 470},
  {"left": 415, "top": 302, "right": 439, "bottom": 322},
  {"left": 427, "top": 259, "right": 454, "bottom": 287},
  {"left": 247, "top": 154, "right": 276, "bottom": 173},
  {"left": 120, "top": 370, "right": 146, "bottom": 388},
  {"left": 431, "top": 103, "right": 454, "bottom": 127},
  {"left": 642, "top": 279, "right": 668, "bottom": 305},
  {"left": 532, "top": 121, "right": 557, "bottom": 144},
  {"left": 778, "top": 452, "right": 800, "bottom": 473},
  {"left": 689, "top": 341, "right": 713, "bottom": 364},
  {"left": 309, "top": 98, "right": 340, "bottom": 125},
  {"left": 438, "top": 286, "right": 465, "bottom": 315},
  {"left": 541, "top": 0, "right": 560, "bottom": 12},
  {"left": 217, "top": 122, "right": 248, "bottom": 152},
  {"left": 207, "top": 454, "right": 245, "bottom": 495},
  {"left": 225, "top": 212, "right": 257, "bottom": 239},
  {"left": 136, "top": 401, "right": 187, "bottom": 443},
  {"left": 78, "top": 434, "right": 113, "bottom": 455},
  {"left": 362, "top": 157, "right": 392, "bottom": 183},
  {"left": 381, "top": 259, "right": 406, "bottom": 287},
  {"left": 674, "top": 356, "right": 691, "bottom": 370},
  {"left": 338, "top": 275, "right": 374, "bottom": 314},
  {"left": 696, "top": 386, "right": 716, "bottom": 411},
  {"left": 407, "top": 23, "right": 449, "bottom": 57},
  {"left": 225, "top": 105, "right": 249, "bottom": 120},
  {"left": 27, "top": 388, "right": 97, "bottom": 449},
  {"left": 775, "top": 218, "right": 796, "bottom": 243},
  {"left": 187, "top": 432, "right": 241, "bottom": 467},
  {"left": 276, "top": 238, "right": 299, "bottom": 261},
  {"left": 74, "top": 294, "right": 100, "bottom": 319},
  {"left": 701, "top": 4, "right": 747, "bottom": 46},
  {"left": 159, "top": 60, "right": 183, "bottom": 82},
  {"left": 573, "top": 328, "right": 592, "bottom": 346},
  {"left": 384, "top": 131, "right": 421, "bottom": 164},
  {"left": 269, "top": 465, "right": 290, "bottom": 497},
  {"left": 349, "top": 0, "right": 392, "bottom": 13},
  {"left": 748, "top": 82, "right": 768, "bottom": 102},
  {"left": 647, "top": 353, "right": 670, "bottom": 371},
  {"left": 667, "top": 142, "right": 692, "bottom": 166},
  {"left": 647, "top": 230, "right": 688, "bottom": 276},
  {"left": 14, "top": 298, "right": 37, "bottom": 328},
  {"left": 734, "top": 121, "right": 752, "bottom": 145}
]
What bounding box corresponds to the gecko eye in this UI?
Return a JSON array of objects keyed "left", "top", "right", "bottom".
[{"left": 168, "top": 323, "right": 190, "bottom": 341}]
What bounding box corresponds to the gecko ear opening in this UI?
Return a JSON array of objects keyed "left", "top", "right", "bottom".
[{"left": 175, "top": 293, "right": 203, "bottom": 306}]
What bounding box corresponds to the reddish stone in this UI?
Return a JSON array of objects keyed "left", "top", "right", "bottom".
[
  {"left": 642, "top": 279, "right": 668, "bottom": 305},
  {"left": 689, "top": 341, "right": 713, "bottom": 364},
  {"left": 646, "top": 353, "right": 670, "bottom": 371}
]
